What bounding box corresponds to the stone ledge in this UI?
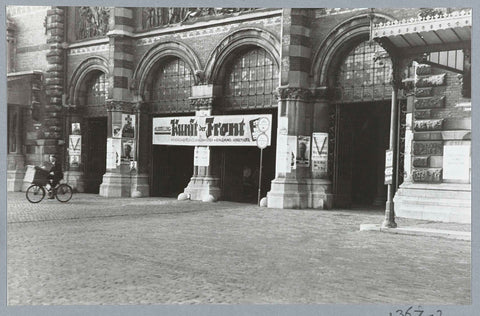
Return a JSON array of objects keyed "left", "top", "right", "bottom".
[{"left": 360, "top": 224, "right": 470, "bottom": 241}]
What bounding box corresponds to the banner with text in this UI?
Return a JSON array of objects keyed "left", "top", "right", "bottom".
[{"left": 153, "top": 114, "right": 272, "bottom": 146}]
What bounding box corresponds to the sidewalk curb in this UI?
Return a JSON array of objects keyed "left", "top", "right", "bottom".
[{"left": 360, "top": 224, "right": 471, "bottom": 241}]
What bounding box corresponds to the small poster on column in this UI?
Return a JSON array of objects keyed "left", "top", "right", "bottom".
[
  {"left": 112, "top": 124, "right": 122, "bottom": 138},
  {"left": 122, "top": 139, "right": 135, "bottom": 161},
  {"left": 296, "top": 136, "right": 311, "bottom": 167},
  {"left": 69, "top": 155, "right": 81, "bottom": 167},
  {"left": 311, "top": 133, "right": 328, "bottom": 173},
  {"left": 68, "top": 135, "right": 81, "bottom": 156},
  {"left": 106, "top": 138, "right": 122, "bottom": 169},
  {"left": 121, "top": 114, "right": 135, "bottom": 139},
  {"left": 194, "top": 146, "right": 210, "bottom": 167},
  {"left": 71, "top": 123, "right": 81, "bottom": 135}
]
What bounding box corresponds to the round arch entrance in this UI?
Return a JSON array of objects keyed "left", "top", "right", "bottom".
[{"left": 330, "top": 40, "right": 394, "bottom": 209}]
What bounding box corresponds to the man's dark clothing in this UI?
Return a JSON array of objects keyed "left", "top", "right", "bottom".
[{"left": 49, "top": 162, "right": 63, "bottom": 188}]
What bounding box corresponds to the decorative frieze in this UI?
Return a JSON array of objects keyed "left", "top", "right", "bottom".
[
  {"left": 412, "top": 156, "right": 429, "bottom": 167},
  {"left": 415, "top": 87, "right": 433, "bottom": 97},
  {"left": 413, "top": 141, "right": 443, "bottom": 156},
  {"left": 416, "top": 73, "right": 446, "bottom": 88},
  {"left": 412, "top": 168, "right": 442, "bottom": 183},
  {"left": 75, "top": 7, "right": 110, "bottom": 40},
  {"left": 416, "top": 64, "right": 432, "bottom": 76},
  {"left": 189, "top": 97, "right": 214, "bottom": 109},
  {"left": 414, "top": 110, "right": 431, "bottom": 119},
  {"left": 275, "top": 87, "right": 312, "bottom": 101},
  {"left": 414, "top": 119, "right": 443, "bottom": 131},
  {"left": 415, "top": 96, "right": 445, "bottom": 109},
  {"left": 105, "top": 100, "right": 135, "bottom": 112}
]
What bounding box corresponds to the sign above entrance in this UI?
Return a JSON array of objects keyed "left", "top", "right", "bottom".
[{"left": 153, "top": 114, "right": 272, "bottom": 147}]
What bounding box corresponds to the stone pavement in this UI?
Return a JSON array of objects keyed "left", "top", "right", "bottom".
[{"left": 6, "top": 192, "right": 471, "bottom": 305}]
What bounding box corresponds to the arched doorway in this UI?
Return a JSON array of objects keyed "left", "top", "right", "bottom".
[
  {"left": 80, "top": 70, "right": 108, "bottom": 193},
  {"left": 331, "top": 40, "right": 393, "bottom": 208},
  {"left": 147, "top": 57, "right": 195, "bottom": 197},
  {"left": 212, "top": 46, "right": 279, "bottom": 203}
]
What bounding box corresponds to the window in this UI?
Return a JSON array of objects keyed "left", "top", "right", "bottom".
[
  {"left": 86, "top": 73, "right": 108, "bottom": 106},
  {"left": 151, "top": 58, "right": 194, "bottom": 113},
  {"left": 336, "top": 41, "right": 393, "bottom": 102},
  {"left": 222, "top": 47, "right": 279, "bottom": 110}
]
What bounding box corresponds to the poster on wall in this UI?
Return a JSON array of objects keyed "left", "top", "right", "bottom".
[
  {"left": 113, "top": 124, "right": 122, "bottom": 138},
  {"left": 296, "top": 136, "right": 311, "bottom": 167},
  {"left": 276, "top": 135, "right": 297, "bottom": 173},
  {"left": 152, "top": 114, "right": 272, "bottom": 146},
  {"left": 69, "top": 155, "right": 81, "bottom": 167},
  {"left": 121, "top": 114, "right": 136, "bottom": 139},
  {"left": 71, "top": 123, "right": 81, "bottom": 135},
  {"left": 194, "top": 146, "right": 210, "bottom": 167},
  {"left": 106, "top": 138, "right": 121, "bottom": 169},
  {"left": 311, "top": 133, "right": 328, "bottom": 174},
  {"left": 68, "top": 135, "right": 81, "bottom": 156},
  {"left": 122, "top": 139, "right": 135, "bottom": 161}
]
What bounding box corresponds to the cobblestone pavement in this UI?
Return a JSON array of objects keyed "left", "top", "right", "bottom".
[{"left": 6, "top": 192, "right": 471, "bottom": 305}]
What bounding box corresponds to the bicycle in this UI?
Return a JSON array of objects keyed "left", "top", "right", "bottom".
[{"left": 25, "top": 166, "right": 73, "bottom": 203}]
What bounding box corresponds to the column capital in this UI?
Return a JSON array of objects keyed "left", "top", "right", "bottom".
[
  {"left": 105, "top": 99, "right": 135, "bottom": 112},
  {"left": 275, "top": 86, "right": 313, "bottom": 101}
]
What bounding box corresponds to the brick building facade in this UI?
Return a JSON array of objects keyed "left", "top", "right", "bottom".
[{"left": 6, "top": 7, "right": 472, "bottom": 223}]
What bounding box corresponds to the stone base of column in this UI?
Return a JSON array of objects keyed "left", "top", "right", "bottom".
[
  {"left": 130, "top": 173, "right": 150, "bottom": 198},
  {"left": 64, "top": 170, "right": 85, "bottom": 193},
  {"left": 99, "top": 166, "right": 132, "bottom": 198},
  {"left": 7, "top": 169, "right": 26, "bottom": 192},
  {"left": 267, "top": 178, "right": 333, "bottom": 209},
  {"left": 394, "top": 182, "right": 471, "bottom": 223},
  {"left": 184, "top": 176, "right": 221, "bottom": 201}
]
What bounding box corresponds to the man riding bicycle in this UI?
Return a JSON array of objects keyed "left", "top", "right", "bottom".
[{"left": 47, "top": 154, "right": 63, "bottom": 199}]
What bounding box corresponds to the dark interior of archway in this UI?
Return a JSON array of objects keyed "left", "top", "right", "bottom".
[
  {"left": 335, "top": 102, "right": 390, "bottom": 209},
  {"left": 150, "top": 145, "right": 194, "bottom": 197},
  {"left": 84, "top": 117, "right": 107, "bottom": 194}
]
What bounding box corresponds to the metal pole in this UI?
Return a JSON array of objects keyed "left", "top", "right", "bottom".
[
  {"left": 382, "top": 86, "right": 398, "bottom": 228},
  {"left": 257, "top": 148, "right": 263, "bottom": 206}
]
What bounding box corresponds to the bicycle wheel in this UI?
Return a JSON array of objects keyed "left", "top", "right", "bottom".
[
  {"left": 55, "top": 184, "right": 73, "bottom": 203},
  {"left": 26, "top": 184, "right": 45, "bottom": 203}
]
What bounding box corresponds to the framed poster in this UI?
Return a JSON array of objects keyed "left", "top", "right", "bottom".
[{"left": 296, "top": 136, "right": 310, "bottom": 167}]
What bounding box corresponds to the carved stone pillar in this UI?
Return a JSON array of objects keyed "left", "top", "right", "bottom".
[
  {"left": 99, "top": 100, "right": 133, "bottom": 197},
  {"left": 130, "top": 101, "right": 150, "bottom": 197},
  {"left": 268, "top": 86, "right": 332, "bottom": 209},
  {"left": 183, "top": 85, "right": 221, "bottom": 201}
]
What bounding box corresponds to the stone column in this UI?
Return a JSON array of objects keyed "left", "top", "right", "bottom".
[
  {"left": 130, "top": 101, "right": 150, "bottom": 197},
  {"left": 6, "top": 16, "right": 16, "bottom": 73},
  {"left": 183, "top": 85, "right": 221, "bottom": 201},
  {"left": 99, "top": 7, "right": 136, "bottom": 197}
]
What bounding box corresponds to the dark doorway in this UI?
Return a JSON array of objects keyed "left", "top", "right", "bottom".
[
  {"left": 333, "top": 102, "right": 390, "bottom": 208},
  {"left": 150, "top": 145, "right": 194, "bottom": 197},
  {"left": 217, "top": 145, "right": 276, "bottom": 203},
  {"left": 84, "top": 117, "right": 107, "bottom": 193}
]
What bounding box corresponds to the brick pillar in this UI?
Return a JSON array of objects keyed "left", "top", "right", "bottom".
[
  {"left": 44, "top": 7, "right": 65, "bottom": 161},
  {"left": 99, "top": 7, "right": 136, "bottom": 197},
  {"left": 183, "top": 85, "right": 222, "bottom": 201},
  {"left": 130, "top": 101, "right": 150, "bottom": 197},
  {"left": 268, "top": 9, "right": 332, "bottom": 209}
]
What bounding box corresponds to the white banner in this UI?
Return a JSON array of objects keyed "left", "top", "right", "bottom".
[{"left": 153, "top": 114, "right": 272, "bottom": 146}]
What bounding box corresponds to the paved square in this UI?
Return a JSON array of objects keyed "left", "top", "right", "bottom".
[{"left": 7, "top": 192, "right": 471, "bottom": 305}]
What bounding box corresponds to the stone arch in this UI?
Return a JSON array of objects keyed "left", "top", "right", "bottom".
[
  {"left": 132, "top": 40, "right": 201, "bottom": 99},
  {"left": 311, "top": 13, "right": 395, "bottom": 88},
  {"left": 204, "top": 27, "right": 280, "bottom": 84},
  {"left": 68, "top": 56, "right": 109, "bottom": 106}
]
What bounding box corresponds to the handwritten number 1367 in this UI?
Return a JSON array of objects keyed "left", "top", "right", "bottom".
[{"left": 390, "top": 307, "right": 443, "bottom": 316}]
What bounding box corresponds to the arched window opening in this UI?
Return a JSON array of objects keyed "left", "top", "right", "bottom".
[
  {"left": 85, "top": 72, "right": 108, "bottom": 105},
  {"left": 222, "top": 47, "right": 278, "bottom": 111},
  {"left": 335, "top": 41, "right": 393, "bottom": 102},
  {"left": 150, "top": 57, "right": 194, "bottom": 114}
]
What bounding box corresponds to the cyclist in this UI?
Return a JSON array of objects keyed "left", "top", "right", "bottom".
[{"left": 47, "top": 154, "right": 63, "bottom": 199}]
